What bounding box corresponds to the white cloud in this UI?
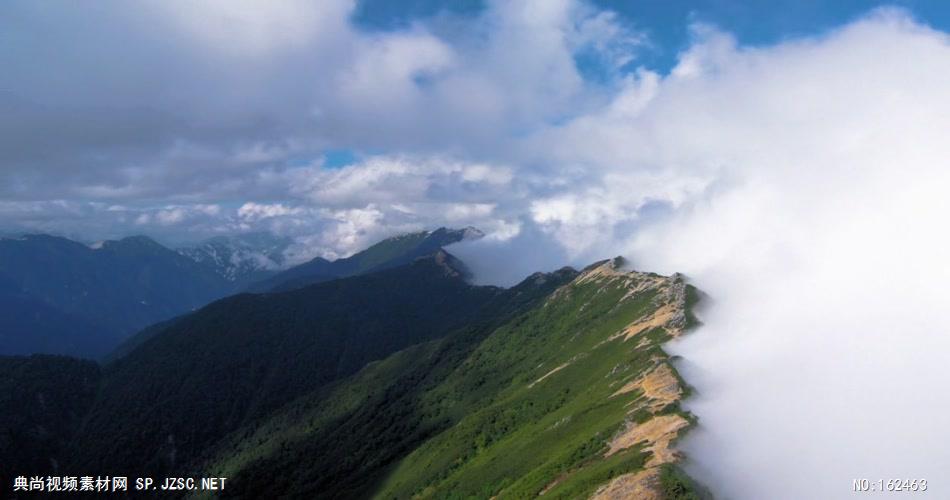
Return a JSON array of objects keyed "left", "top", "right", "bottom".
[
  {"left": 294, "top": 156, "right": 516, "bottom": 210},
  {"left": 155, "top": 207, "right": 187, "bottom": 225},
  {"left": 145, "top": 0, "right": 354, "bottom": 57},
  {"left": 441, "top": 202, "right": 495, "bottom": 221},
  {"left": 587, "top": 11, "right": 950, "bottom": 499},
  {"left": 237, "top": 202, "right": 303, "bottom": 222},
  {"left": 0, "top": 0, "right": 641, "bottom": 242},
  {"left": 281, "top": 205, "right": 391, "bottom": 262},
  {"left": 6, "top": 5, "right": 950, "bottom": 498}
]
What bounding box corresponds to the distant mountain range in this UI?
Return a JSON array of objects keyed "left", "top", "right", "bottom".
[
  {"left": 0, "top": 228, "right": 481, "bottom": 358},
  {"left": 248, "top": 226, "right": 483, "bottom": 292},
  {"left": 176, "top": 232, "right": 293, "bottom": 286},
  {"left": 0, "top": 234, "right": 234, "bottom": 358},
  {"left": 0, "top": 233, "right": 705, "bottom": 498}
]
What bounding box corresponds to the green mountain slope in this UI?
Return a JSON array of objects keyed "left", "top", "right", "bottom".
[
  {"left": 199, "top": 268, "right": 580, "bottom": 498},
  {"left": 69, "top": 251, "right": 505, "bottom": 479},
  {"left": 0, "top": 355, "right": 100, "bottom": 485},
  {"left": 203, "top": 258, "right": 703, "bottom": 499},
  {"left": 0, "top": 244, "right": 703, "bottom": 499}
]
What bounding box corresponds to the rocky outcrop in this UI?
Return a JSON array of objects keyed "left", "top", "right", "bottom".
[{"left": 571, "top": 257, "right": 699, "bottom": 499}]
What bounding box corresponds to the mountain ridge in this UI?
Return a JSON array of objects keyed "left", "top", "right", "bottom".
[
  {"left": 0, "top": 228, "right": 482, "bottom": 358},
  {"left": 0, "top": 233, "right": 236, "bottom": 357},
  {"left": 0, "top": 237, "right": 704, "bottom": 499},
  {"left": 68, "top": 251, "right": 507, "bottom": 478},
  {"left": 249, "top": 226, "right": 483, "bottom": 292},
  {"left": 197, "top": 256, "right": 704, "bottom": 499},
  {"left": 177, "top": 232, "right": 293, "bottom": 286}
]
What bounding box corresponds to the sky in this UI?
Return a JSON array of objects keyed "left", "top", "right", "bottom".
[
  {"left": 3, "top": 0, "right": 947, "bottom": 259},
  {"left": 6, "top": 2, "right": 950, "bottom": 499}
]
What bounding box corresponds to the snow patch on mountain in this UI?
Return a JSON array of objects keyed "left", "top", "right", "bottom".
[{"left": 178, "top": 233, "right": 293, "bottom": 282}]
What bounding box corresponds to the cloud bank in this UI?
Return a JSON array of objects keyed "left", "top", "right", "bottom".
[
  {"left": 614, "top": 12, "right": 950, "bottom": 499},
  {"left": 0, "top": 0, "right": 641, "bottom": 256}
]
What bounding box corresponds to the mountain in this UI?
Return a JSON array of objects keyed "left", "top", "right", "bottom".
[
  {"left": 70, "top": 250, "right": 508, "bottom": 478},
  {"left": 177, "top": 232, "right": 293, "bottom": 286},
  {"left": 0, "top": 354, "right": 100, "bottom": 487},
  {"left": 0, "top": 283, "right": 116, "bottom": 359},
  {"left": 0, "top": 234, "right": 236, "bottom": 358},
  {"left": 249, "top": 226, "right": 483, "bottom": 292},
  {"left": 206, "top": 258, "right": 705, "bottom": 499},
  {"left": 2, "top": 247, "right": 704, "bottom": 499},
  {"left": 0, "top": 228, "right": 481, "bottom": 358}
]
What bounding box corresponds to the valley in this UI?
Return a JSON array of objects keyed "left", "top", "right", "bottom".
[{"left": 0, "top": 231, "right": 705, "bottom": 499}]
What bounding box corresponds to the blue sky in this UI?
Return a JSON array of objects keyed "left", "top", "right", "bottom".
[
  {"left": 317, "top": 0, "right": 950, "bottom": 173},
  {"left": 355, "top": 0, "right": 950, "bottom": 71},
  {"left": 304, "top": 0, "right": 950, "bottom": 172}
]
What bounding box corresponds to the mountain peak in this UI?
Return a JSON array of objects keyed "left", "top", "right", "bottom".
[
  {"left": 572, "top": 256, "right": 692, "bottom": 339},
  {"left": 516, "top": 266, "right": 581, "bottom": 288},
  {"left": 460, "top": 226, "right": 484, "bottom": 240},
  {"left": 579, "top": 256, "right": 628, "bottom": 277},
  {"left": 178, "top": 232, "right": 292, "bottom": 283},
  {"left": 575, "top": 257, "right": 676, "bottom": 288},
  {"left": 122, "top": 235, "right": 159, "bottom": 244},
  {"left": 428, "top": 226, "right": 484, "bottom": 242},
  {"left": 420, "top": 249, "right": 470, "bottom": 280},
  {"left": 102, "top": 235, "right": 166, "bottom": 251},
  {"left": 252, "top": 227, "right": 483, "bottom": 292}
]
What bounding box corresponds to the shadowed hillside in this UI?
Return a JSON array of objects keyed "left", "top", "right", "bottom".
[{"left": 1, "top": 249, "right": 705, "bottom": 499}]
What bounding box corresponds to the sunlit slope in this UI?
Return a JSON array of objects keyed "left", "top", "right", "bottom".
[{"left": 208, "top": 257, "right": 703, "bottom": 499}]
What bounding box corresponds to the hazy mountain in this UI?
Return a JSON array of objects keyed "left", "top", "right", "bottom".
[
  {"left": 0, "top": 283, "right": 116, "bottom": 359},
  {"left": 0, "top": 234, "right": 236, "bottom": 357},
  {"left": 0, "top": 228, "right": 481, "bottom": 358},
  {"left": 249, "top": 226, "right": 484, "bottom": 292},
  {"left": 2, "top": 247, "right": 703, "bottom": 498},
  {"left": 177, "top": 232, "right": 293, "bottom": 286}
]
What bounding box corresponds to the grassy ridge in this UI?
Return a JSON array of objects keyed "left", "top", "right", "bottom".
[
  {"left": 377, "top": 270, "right": 674, "bottom": 498},
  {"left": 207, "top": 261, "right": 703, "bottom": 499}
]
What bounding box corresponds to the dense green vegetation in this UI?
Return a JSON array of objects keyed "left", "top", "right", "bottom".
[
  {"left": 372, "top": 266, "right": 688, "bottom": 499},
  {"left": 659, "top": 464, "right": 707, "bottom": 500},
  {"left": 201, "top": 260, "right": 701, "bottom": 499},
  {"left": 69, "top": 252, "right": 503, "bottom": 478},
  {"left": 0, "top": 355, "right": 100, "bottom": 486},
  {"left": 202, "top": 270, "right": 579, "bottom": 498},
  {"left": 1, "top": 239, "right": 703, "bottom": 499}
]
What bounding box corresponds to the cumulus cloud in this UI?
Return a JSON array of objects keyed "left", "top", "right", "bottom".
[
  {"left": 393, "top": 8, "right": 950, "bottom": 498},
  {"left": 0, "top": 0, "right": 632, "bottom": 203},
  {"left": 592, "top": 10, "right": 950, "bottom": 499},
  {"left": 0, "top": 0, "right": 639, "bottom": 253},
  {"left": 237, "top": 202, "right": 303, "bottom": 222},
  {"left": 5, "top": 3, "right": 950, "bottom": 497}
]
